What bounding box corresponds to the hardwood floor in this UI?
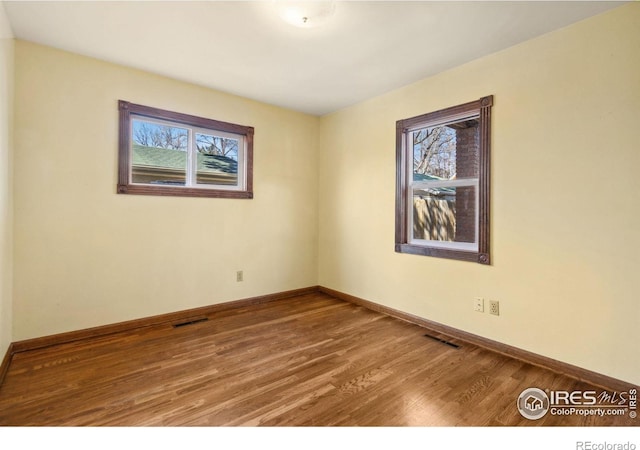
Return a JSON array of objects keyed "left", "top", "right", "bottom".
[{"left": 0, "top": 293, "right": 636, "bottom": 426}]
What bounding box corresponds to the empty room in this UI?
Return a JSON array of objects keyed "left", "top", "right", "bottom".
[{"left": 0, "top": 0, "right": 638, "bottom": 439}]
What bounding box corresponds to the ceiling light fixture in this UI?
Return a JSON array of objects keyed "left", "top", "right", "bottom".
[{"left": 277, "top": 1, "right": 336, "bottom": 28}]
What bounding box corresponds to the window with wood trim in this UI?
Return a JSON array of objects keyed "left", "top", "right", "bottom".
[
  {"left": 395, "top": 96, "right": 493, "bottom": 264},
  {"left": 118, "top": 101, "right": 253, "bottom": 198}
]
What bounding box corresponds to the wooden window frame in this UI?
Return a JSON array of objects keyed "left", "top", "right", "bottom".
[
  {"left": 118, "top": 100, "right": 254, "bottom": 199},
  {"left": 395, "top": 95, "right": 493, "bottom": 264}
]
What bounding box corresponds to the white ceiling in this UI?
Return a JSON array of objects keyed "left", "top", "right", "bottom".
[{"left": 3, "top": 1, "right": 625, "bottom": 116}]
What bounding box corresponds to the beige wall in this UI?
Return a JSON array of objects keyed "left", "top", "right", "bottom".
[
  {"left": 318, "top": 4, "right": 640, "bottom": 385},
  {"left": 13, "top": 41, "right": 319, "bottom": 340},
  {"left": 0, "top": 2, "right": 13, "bottom": 360}
]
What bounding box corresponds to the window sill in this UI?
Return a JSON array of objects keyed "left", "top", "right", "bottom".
[
  {"left": 117, "top": 184, "right": 253, "bottom": 199},
  {"left": 395, "top": 243, "right": 489, "bottom": 265}
]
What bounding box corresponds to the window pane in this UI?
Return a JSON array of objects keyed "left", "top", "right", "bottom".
[
  {"left": 412, "top": 118, "right": 479, "bottom": 182},
  {"left": 195, "top": 133, "right": 239, "bottom": 186},
  {"left": 131, "top": 119, "right": 188, "bottom": 185},
  {"left": 412, "top": 186, "right": 476, "bottom": 243}
]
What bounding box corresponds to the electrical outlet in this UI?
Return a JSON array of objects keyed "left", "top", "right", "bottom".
[
  {"left": 236, "top": 270, "right": 243, "bottom": 282},
  {"left": 489, "top": 300, "right": 500, "bottom": 316},
  {"left": 474, "top": 298, "right": 484, "bottom": 313}
]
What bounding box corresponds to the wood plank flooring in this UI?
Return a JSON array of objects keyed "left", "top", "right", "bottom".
[{"left": 0, "top": 293, "right": 636, "bottom": 426}]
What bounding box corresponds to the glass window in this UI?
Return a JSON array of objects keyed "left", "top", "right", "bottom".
[
  {"left": 118, "top": 101, "right": 253, "bottom": 199},
  {"left": 395, "top": 96, "right": 492, "bottom": 264}
]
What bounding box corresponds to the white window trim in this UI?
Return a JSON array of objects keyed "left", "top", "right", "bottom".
[
  {"left": 405, "top": 126, "right": 480, "bottom": 252},
  {"left": 129, "top": 115, "right": 247, "bottom": 191}
]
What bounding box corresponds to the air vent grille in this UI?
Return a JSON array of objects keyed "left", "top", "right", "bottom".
[
  {"left": 424, "top": 333, "right": 460, "bottom": 349},
  {"left": 173, "top": 318, "right": 208, "bottom": 328}
]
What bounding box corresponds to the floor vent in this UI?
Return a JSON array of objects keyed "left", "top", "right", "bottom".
[
  {"left": 424, "top": 333, "right": 460, "bottom": 349},
  {"left": 173, "top": 318, "right": 208, "bottom": 328}
]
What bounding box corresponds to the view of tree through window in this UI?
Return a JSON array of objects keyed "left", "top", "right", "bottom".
[
  {"left": 133, "top": 120, "right": 188, "bottom": 151},
  {"left": 196, "top": 133, "right": 238, "bottom": 159},
  {"left": 413, "top": 125, "right": 456, "bottom": 180}
]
